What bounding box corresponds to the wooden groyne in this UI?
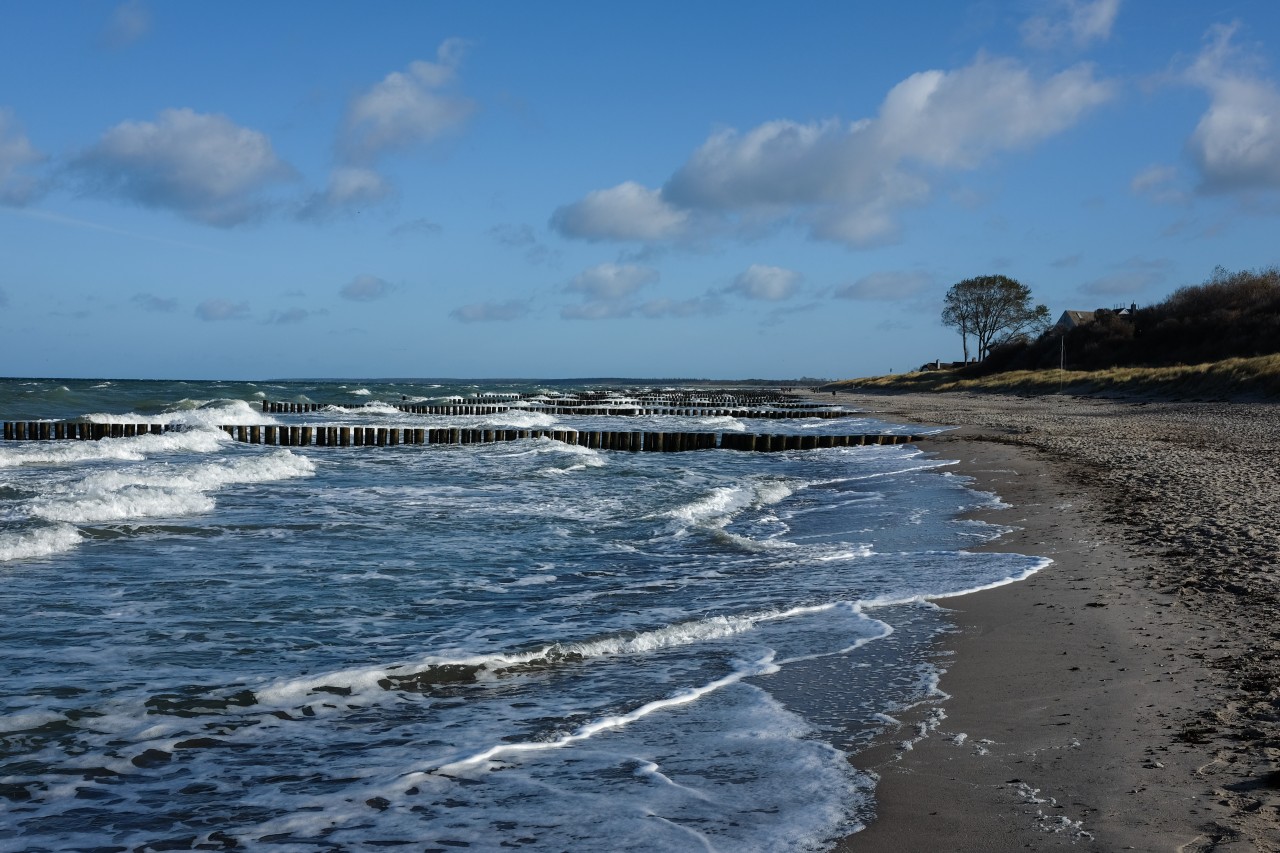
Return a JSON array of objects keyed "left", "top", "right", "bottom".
[
  {"left": 261, "top": 401, "right": 850, "bottom": 418},
  {"left": 218, "top": 426, "right": 921, "bottom": 451},
  {"left": 1, "top": 421, "right": 921, "bottom": 452},
  {"left": 3, "top": 422, "right": 168, "bottom": 440}
]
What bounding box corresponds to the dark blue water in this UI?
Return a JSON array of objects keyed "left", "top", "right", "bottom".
[{"left": 0, "top": 378, "right": 1045, "bottom": 851}]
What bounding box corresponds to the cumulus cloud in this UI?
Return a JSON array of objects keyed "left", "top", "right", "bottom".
[
  {"left": 566, "top": 263, "right": 658, "bottom": 300},
  {"left": 561, "top": 263, "right": 669, "bottom": 319},
  {"left": 341, "top": 39, "right": 474, "bottom": 164},
  {"left": 1021, "top": 0, "right": 1121, "bottom": 50},
  {"left": 102, "top": 0, "right": 151, "bottom": 49},
  {"left": 340, "top": 274, "right": 394, "bottom": 302},
  {"left": 551, "top": 182, "right": 692, "bottom": 242},
  {"left": 0, "top": 108, "right": 45, "bottom": 205},
  {"left": 554, "top": 55, "right": 1113, "bottom": 249},
  {"left": 833, "top": 270, "right": 931, "bottom": 300},
  {"left": 1183, "top": 24, "right": 1280, "bottom": 195},
  {"left": 195, "top": 299, "right": 250, "bottom": 321},
  {"left": 297, "top": 166, "right": 393, "bottom": 221},
  {"left": 727, "top": 264, "right": 801, "bottom": 301},
  {"left": 72, "top": 108, "right": 294, "bottom": 226},
  {"left": 451, "top": 299, "right": 531, "bottom": 323},
  {"left": 132, "top": 292, "right": 178, "bottom": 312}
]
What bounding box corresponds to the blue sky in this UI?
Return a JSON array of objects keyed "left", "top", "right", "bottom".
[{"left": 2, "top": 1, "right": 1280, "bottom": 380}]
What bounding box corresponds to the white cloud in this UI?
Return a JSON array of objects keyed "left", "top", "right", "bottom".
[
  {"left": 833, "top": 270, "right": 931, "bottom": 300},
  {"left": 727, "top": 264, "right": 801, "bottom": 301},
  {"left": 1022, "top": 0, "right": 1121, "bottom": 50},
  {"left": 268, "top": 307, "right": 326, "bottom": 325},
  {"left": 342, "top": 40, "right": 474, "bottom": 163},
  {"left": 566, "top": 263, "right": 658, "bottom": 300},
  {"left": 1183, "top": 24, "right": 1280, "bottom": 195},
  {"left": 555, "top": 55, "right": 1113, "bottom": 249},
  {"left": 873, "top": 57, "right": 1113, "bottom": 169},
  {"left": 551, "top": 182, "right": 691, "bottom": 241},
  {"left": 1130, "top": 164, "right": 1186, "bottom": 205},
  {"left": 1131, "top": 164, "right": 1178, "bottom": 193},
  {"left": 561, "top": 263, "right": 672, "bottom": 319},
  {"left": 451, "top": 300, "right": 530, "bottom": 323},
  {"left": 298, "top": 166, "right": 393, "bottom": 220},
  {"left": 73, "top": 108, "right": 293, "bottom": 226},
  {"left": 340, "top": 274, "right": 394, "bottom": 302},
  {"left": 132, "top": 292, "right": 178, "bottom": 312},
  {"left": 195, "top": 299, "right": 250, "bottom": 321},
  {"left": 0, "top": 108, "right": 44, "bottom": 205},
  {"left": 103, "top": 0, "right": 151, "bottom": 49}
]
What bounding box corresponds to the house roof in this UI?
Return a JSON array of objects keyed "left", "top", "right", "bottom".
[{"left": 1057, "top": 310, "right": 1095, "bottom": 327}]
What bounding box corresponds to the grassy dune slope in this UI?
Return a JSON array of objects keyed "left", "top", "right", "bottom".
[{"left": 823, "top": 353, "right": 1280, "bottom": 399}]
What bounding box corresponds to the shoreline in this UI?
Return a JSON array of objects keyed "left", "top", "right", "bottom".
[{"left": 828, "top": 391, "right": 1280, "bottom": 851}]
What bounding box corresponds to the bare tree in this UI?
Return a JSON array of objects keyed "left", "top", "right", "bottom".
[{"left": 941, "top": 275, "right": 1050, "bottom": 361}]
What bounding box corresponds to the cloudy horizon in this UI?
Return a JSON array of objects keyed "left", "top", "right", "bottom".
[{"left": 2, "top": 1, "right": 1279, "bottom": 379}]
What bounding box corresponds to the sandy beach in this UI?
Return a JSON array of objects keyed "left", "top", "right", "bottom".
[{"left": 830, "top": 391, "right": 1280, "bottom": 851}]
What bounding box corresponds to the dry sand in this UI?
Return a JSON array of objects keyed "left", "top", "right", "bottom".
[{"left": 828, "top": 391, "right": 1280, "bottom": 852}]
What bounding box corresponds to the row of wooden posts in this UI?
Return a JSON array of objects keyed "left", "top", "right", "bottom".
[
  {"left": 219, "top": 426, "right": 919, "bottom": 451},
  {"left": 3, "top": 421, "right": 167, "bottom": 440},
  {"left": 1, "top": 421, "right": 920, "bottom": 452},
  {"left": 261, "top": 401, "right": 849, "bottom": 418}
]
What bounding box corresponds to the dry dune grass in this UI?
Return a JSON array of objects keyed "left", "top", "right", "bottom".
[{"left": 827, "top": 353, "right": 1280, "bottom": 398}]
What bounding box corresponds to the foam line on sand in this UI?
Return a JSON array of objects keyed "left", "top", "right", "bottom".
[{"left": 830, "top": 391, "right": 1280, "bottom": 852}]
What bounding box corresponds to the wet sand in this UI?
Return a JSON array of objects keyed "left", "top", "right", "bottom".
[{"left": 830, "top": 391, "right": 1280, "bottom": 852}]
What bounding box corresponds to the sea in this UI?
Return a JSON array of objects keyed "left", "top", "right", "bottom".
[{"left": 0, "top": 378, "right": 1047, "bottom": 852}]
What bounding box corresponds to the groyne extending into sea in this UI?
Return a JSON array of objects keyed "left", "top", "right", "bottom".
[{"left": 2, "top": 390, "right": 919, "bottom": 450}]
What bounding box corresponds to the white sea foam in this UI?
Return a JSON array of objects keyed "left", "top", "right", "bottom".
[
  {"left": 0, "top": 429, "right": 228, "bottom": 468},
  {"left": 430, "top": 652, "right": 781, "bottom": 776},
  {"left": 29, "top": 451, "right": 315, "bottom": 525},
  {"left": 33, "top": 488, "right": 216, "bottom": 523},
  {"left": 487, "top": 411, "right": 556, "bottom": 428},
  {"left": 351, "top": 388, "right": 372, "bottom": 396},
  {"left": 257, "top": 603, "right": 841, "bottom": 707},
  {"left": 0, "top": 524, "right": 84, "bottom": 562},
  {"left": 84, "top": 399, "right": 278, "bottom": 428},
  {"left": 664, "top": 479, "right": 796, "bottom": 533}
]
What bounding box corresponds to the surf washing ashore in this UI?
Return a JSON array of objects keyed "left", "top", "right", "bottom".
[
  {"left": 832, "top": 390, "right": 1280, "bottom": 852},
  {"left": 1, "top": 377, "right": 1049, "bottom": 852},
  {"left": 3, "top": 379, "right": 1274, "bottom": 851}
]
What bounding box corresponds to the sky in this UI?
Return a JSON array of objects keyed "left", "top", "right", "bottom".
[{"left": 2, "top": 0, "right": 1280, "bottom": 380}]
